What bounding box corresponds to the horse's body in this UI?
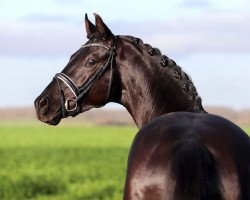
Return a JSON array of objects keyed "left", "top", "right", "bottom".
[
  {"left": 124, "top": 112, "right": 250, "bottom": 200},
  {"left": 34, "top": 14, "right": 250, "bottom": 200}
]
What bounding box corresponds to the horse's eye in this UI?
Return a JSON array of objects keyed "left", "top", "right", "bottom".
[
  {"left": 88, "top": 59, "right": 97, "bottom": 65},
  {"left": 85, "top": 58, "right": 98, "bottom": 67}
]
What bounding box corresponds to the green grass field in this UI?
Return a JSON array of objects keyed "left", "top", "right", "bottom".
[
  {"left": 0, "top": 123, "right": 249, "bottom": 200},
  {"left": 0, "top": 123, "right": 137, "bottom": 200}
]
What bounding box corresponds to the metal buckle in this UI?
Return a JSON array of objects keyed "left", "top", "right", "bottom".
[{"left": 65, "top": 99, "right": 78, "bottom": 112}]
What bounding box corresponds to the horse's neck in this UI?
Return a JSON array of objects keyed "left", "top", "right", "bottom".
[{"left": 116, "top": 38, "right": 205, "bottom": 128}]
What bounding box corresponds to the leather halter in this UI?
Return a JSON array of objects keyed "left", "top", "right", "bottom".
[{"left": 54, "top": 41, "right": 117, "bottom": 117}]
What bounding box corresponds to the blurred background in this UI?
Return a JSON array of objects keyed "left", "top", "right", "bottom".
[
  {"left": 0, "top": 0, "right": 250, "bottom": 199},
  {"left": 1, "top": 0, "right": 250, "bottom": 109}
]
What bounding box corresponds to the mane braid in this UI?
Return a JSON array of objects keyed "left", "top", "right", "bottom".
[
  {"left": 177, "top": 67, "right": 203, "bottom": 112},
  {"left": 121, "top": 35, "right": 204, "bottom": 112},
  {"left": 162, "top": 59, "right": 203, "bottom": 112}
]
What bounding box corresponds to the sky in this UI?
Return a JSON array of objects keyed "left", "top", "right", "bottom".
[{"left": 0, "top": 0, "right": 250, "bottom": 110}]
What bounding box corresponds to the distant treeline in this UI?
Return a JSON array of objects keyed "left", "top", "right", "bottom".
[{"left": 0, "top": 106, "right": 249, "bottom": 126}]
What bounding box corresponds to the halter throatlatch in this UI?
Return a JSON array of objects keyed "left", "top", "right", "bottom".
[{"left": 54, "top": 41, "right": 116, "bottom": 118}]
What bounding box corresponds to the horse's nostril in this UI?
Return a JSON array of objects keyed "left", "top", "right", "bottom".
[{"left": 39, "top": 97, "right": 49, "bottom": 114}]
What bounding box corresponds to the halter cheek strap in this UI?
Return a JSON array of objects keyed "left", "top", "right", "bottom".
[{"left": 54, "top": 41, "right": 117, "bottom": 118}]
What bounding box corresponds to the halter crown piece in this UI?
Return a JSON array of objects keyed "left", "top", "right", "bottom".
[{"left": 54, "top": 39, "right": 117, "bottom": 118}]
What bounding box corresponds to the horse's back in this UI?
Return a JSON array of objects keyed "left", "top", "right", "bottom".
[{"left": 124, "top": 112, "right": 250, "bottom": 200}]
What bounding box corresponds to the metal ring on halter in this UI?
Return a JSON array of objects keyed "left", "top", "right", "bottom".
[{"left": 65, "top": 99, "right": 78, "bottom": 112}]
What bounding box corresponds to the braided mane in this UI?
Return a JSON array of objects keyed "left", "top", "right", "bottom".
[{"left": 122, "top": 35, "right": 203, "bottom": 112}]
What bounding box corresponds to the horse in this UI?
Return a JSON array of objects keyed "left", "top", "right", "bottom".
[{"left": 34, "top": 13, "right": 250, "bottom": 200}]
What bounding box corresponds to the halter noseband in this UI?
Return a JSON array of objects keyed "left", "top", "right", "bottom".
[{"left": 54, "top": 41, "right": 116, "bottom": 118}]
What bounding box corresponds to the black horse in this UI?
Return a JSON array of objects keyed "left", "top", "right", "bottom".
[{"left": 35, "top": 14, "right": 250, "bottom": 200}]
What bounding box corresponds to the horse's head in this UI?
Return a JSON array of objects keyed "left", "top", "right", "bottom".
[
  {"left": 34, "top": 14, "right": 119, "bottom": 125},
  {"left": 35, "top": 13, "right": 205, "bottom": 127}
]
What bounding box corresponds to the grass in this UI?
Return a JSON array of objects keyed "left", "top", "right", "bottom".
[
  {"left": 242, "top": 127, "right": 250, "bottom": 135},
  {"left": 0, "top": 122, "right": 249, "bottom": 200},
  {"left": 0, "top": 123, "right": 137, "bottom": 200}
]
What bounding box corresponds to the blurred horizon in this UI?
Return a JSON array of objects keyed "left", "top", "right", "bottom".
[
  {"left": 1, "top": 0, "right": 250, "bottom": 109},
  {"left": 1, "top": 106, "right": 250, "bottom": 127}
]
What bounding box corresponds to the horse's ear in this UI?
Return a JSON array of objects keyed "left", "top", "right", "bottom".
[
  {"left": 94, "top": 13, "right": 114, "bottom": 40},
  {"left": 85, "top": 13, "right": 96, "bottom": 38}
]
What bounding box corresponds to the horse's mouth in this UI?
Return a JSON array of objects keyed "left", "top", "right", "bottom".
[
  {"left": 44, "top": 109, "right": 63, "bottom": 125},
  {"left": 47, "top": 117, "right": 61, "bottom": 125},
  {"left": 36, "top": 105, "right": 94, "bottom": 125},
  {"left": 35, "top": 108, "right": 62, "bottom": 126}
]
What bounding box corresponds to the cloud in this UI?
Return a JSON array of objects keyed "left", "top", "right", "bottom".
[
  {"left": 113, "top": 13, "right": 250, "bottom": 57},
  {"left": 21, "top": 13, "right": 78, "bottom": 24},
  {"left": 0, "top": 21, "right": 85, "bottom": 57},
  {"left": 179, "top": 0, "right": 213, "bottom": 9},
  {"left": 1, "top": 12, "right": 250, "bottom": 58},
  {"left": 54, "top": 0, "right": 84, "bottom": 4}
]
